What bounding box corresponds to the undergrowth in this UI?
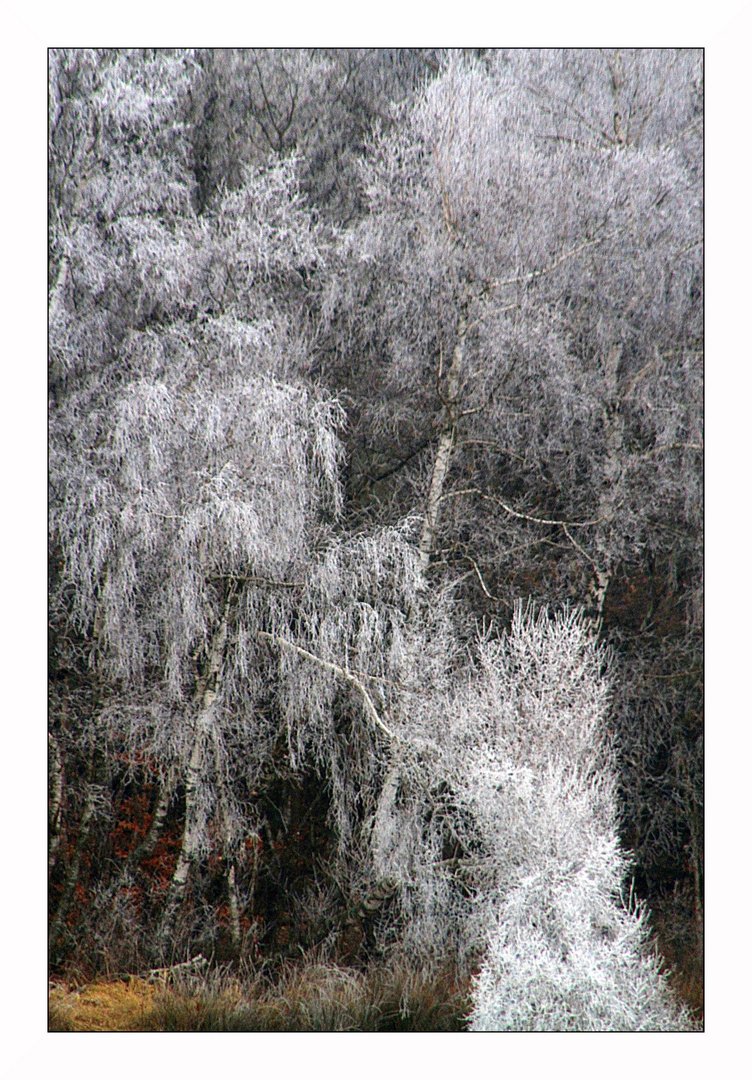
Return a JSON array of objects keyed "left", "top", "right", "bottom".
[{"left": 49, "top": 958, "right": 472, "bottom": 1032}]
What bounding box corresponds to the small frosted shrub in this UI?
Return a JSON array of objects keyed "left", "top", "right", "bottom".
[
  {"left": 460, "top": 608, "right": 692, "bottom": 1030},
  {"left": 371, "top": 605, "right": 691, "bottom": 1029}
]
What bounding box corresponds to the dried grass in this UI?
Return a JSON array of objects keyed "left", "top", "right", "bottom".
[
  {"left": 49, "top": 979, "right": 159, "bottom": 1032},
  {"left": 49, "top": 958, "right": 471, "bottom": 1032}
]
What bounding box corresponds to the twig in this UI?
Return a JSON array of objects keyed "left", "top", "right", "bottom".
[
  {"left": 562, "top": 524, "right": 600, "bottom": 570},
  {"left": 212, "top": 574, "right": 304, "bottom": 589},
  {"left": 489, "top": 230, "right": 620, "bottom": 292},
  {"left": 463, "top": 552, "right": 513, "bottom": 609}
]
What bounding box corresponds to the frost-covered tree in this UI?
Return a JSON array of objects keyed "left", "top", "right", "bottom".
[
  {"left": 186, "top": 48, "right": 442, "bottom": 221},
  {"left": 362, "top": 605, "right": 691, "bottom": 1028},
  {"left": 457, "top": 609, "right": 690, "bottom": 1030},
  {"left": 49, "top": 48, "right": 453, "bottom": 963},
  {"left": 324, "top": 49, "right": 701, "bottom": 608},
  {"left": 49, "top": 50, "right": 700, "bottom": 1020},
  {"left": 321, "top": 48, "right": 702, "bottom": 976}
]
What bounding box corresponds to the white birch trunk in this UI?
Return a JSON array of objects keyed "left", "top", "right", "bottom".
[
  {"left": 375, "top": 313, "right": 468, "bottom": 880},
  {"left": 210, "top": 723, "right": 242, "bottom": 955},
  {"left": 159, "top": 703, "right": 215, "bottom": 944},
  {"left": 586, "top": 343, "right": 626, "bottom": 624},
  {"left": 160, "top": 590, "right": 233, "bottom": 944},
  {"left": 418, "top": 313, "right": 467, "bottom": 574},
  {"left": 371, "top": 764, "right": 401, "bottom": 878},
  {"left": 49, "top": 732, "right": 64, "bottom": 872}
]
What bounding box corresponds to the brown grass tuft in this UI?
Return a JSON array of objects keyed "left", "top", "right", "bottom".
[{"left": 49, "top": 979, "right": 159, "bottom": 1032}]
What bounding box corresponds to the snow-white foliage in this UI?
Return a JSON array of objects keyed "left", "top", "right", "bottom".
[
  {"left": 469, "top": 855, "right": 689, "bottom": 1031},
  {"left": 49, "top": 49, "right": 351, "bottom": 865},
  {"left": 267, "top": 525, "right": 458, "bottom": 847},
  {"left": 327, "top": 49, "right": 701, "bottom": 581},
  {"left": 48, "top": 46, "right": 457, "bottom": 867},
  {"left": 49, "top": 52, "right": 699, "bottom": 1019},
  {"left": 368, "top": 605, "right": 689, "bottom": 1028}
]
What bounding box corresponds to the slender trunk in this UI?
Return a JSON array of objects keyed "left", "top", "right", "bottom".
[
  {"left": 226, "top": 863, "right": 241, "bottom": 955},
  {"left": 587, "top": 343, "right": 625, "bottom": 625},
  {"left": 159, "top": 587, "right": 234, "bottom": 947},
  {"left": 376, "top": 314, "right": 468, "bottom": 881},
  {"left": 371, "top": 764, "right": 401, "bottom": 877},
  {"left": 418, "top": 313, "right": 467, "bottom": 574},
  {"left": 49, "top": 782, "right": 95, "bottom": 959},
  {"left": 159, "top": 703, "right": 215, "bottom": 948},
  {"left": 124, "top": 768, "right": 175, "bottom": 871},
  {"left": 49, "top": 732, "right": 64, "bottom": 872},
  {"left": 210, "top": 724, "right": 241, "bottom": 956}
]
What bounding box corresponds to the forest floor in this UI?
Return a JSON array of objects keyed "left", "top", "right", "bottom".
[
  {"left": 48, "top": 961, "right": 472, "bottom": 1032},
  {"left": 49, "top": 948, "right": 701, "bottom": 1033}
]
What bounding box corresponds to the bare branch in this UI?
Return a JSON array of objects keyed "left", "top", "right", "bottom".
[
  {"left": 258, "top": 630, "right": 396, "bottom": 740},
  {"left": 440, "top": 487, "right": 601, "bottom": 528},
  {"left": 489, "top": 229, "right": 621, "bottom": 292}
]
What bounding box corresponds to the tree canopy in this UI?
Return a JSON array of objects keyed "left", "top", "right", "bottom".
[{"left": 49, "top": 48, "right": 702, "bottom": 1029}]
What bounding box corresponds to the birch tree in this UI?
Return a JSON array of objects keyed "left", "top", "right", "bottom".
[
  {"left": 49, "top": 49, "right": 453, "bottom": 963},
  {"left": 325, "top": 50, "right": 701, "bottom": 605},
  {"left": 322, "top": 48, "right": 702, "bottom": 964}
]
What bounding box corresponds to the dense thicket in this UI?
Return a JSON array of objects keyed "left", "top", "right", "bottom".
[{"left": 49, "top": 48, "right": 701, "bottom": 1028}]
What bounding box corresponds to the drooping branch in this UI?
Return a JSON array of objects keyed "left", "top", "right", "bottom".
[{"left": 258, "top": 630, "right": 395, "bottom": 740}]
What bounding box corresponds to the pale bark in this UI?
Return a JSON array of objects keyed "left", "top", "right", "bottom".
[
  {"left": 258, "top": 630, "right": 394, "bottom": 739},
  {"left": 226, "top": 863, "right": 242, "bottom": 955},
  {"left": 378, "top": 313, "right": 468, "bottom": 881},
  {"left": 49, "top": 732, "right": 64, "bottom": 872},
  {"left": 418, "top": 313, "right": 467, "bottom": 574},
  {"left": 586, "top": 343, "right": 626, "bottom": 625},
  {"left": 160, "top": 588, "right": 234, "bottom": 944},
  {"left": 209, "top": 723, "right": 242, "bottom": 955},
  {"left": 158, "top": 707, "right": 214, "bottom": 945},
  {"left": 371, "top": 763, "right": 401, "bottom": 877}
]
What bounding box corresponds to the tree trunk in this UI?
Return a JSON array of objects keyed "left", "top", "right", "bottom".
[
  {"left": 226, "top": 863, "right": 242, "bottom": 956},
  {"left": 418, "top": 312, "right": 467, "bottom": 574},
  {"left": 159, "top": 587, "right": 235, "bottom": 947},
  {"left": 375, "top": 312, "right": 468, "bottom": 883},
  {"left": 586, "top": 342, "right": 625, "bottom": 625},
  {"left": 49, "top": 732, "right": 64, "bottom": 872},
  {"left": 371, "top": 763, "right": 401, "bottom": 877},
  {"left": 49, "top": 781, "right": 96, "bottom": 960},
  {"left": 158, "top": 701, "right": 216, "bottom": 949},
  {"left": 210, "top": 723, "right": 242, "bottom": 956},
  {"left": 124, "top": 768, "right": 176, "bottom": 871}
]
